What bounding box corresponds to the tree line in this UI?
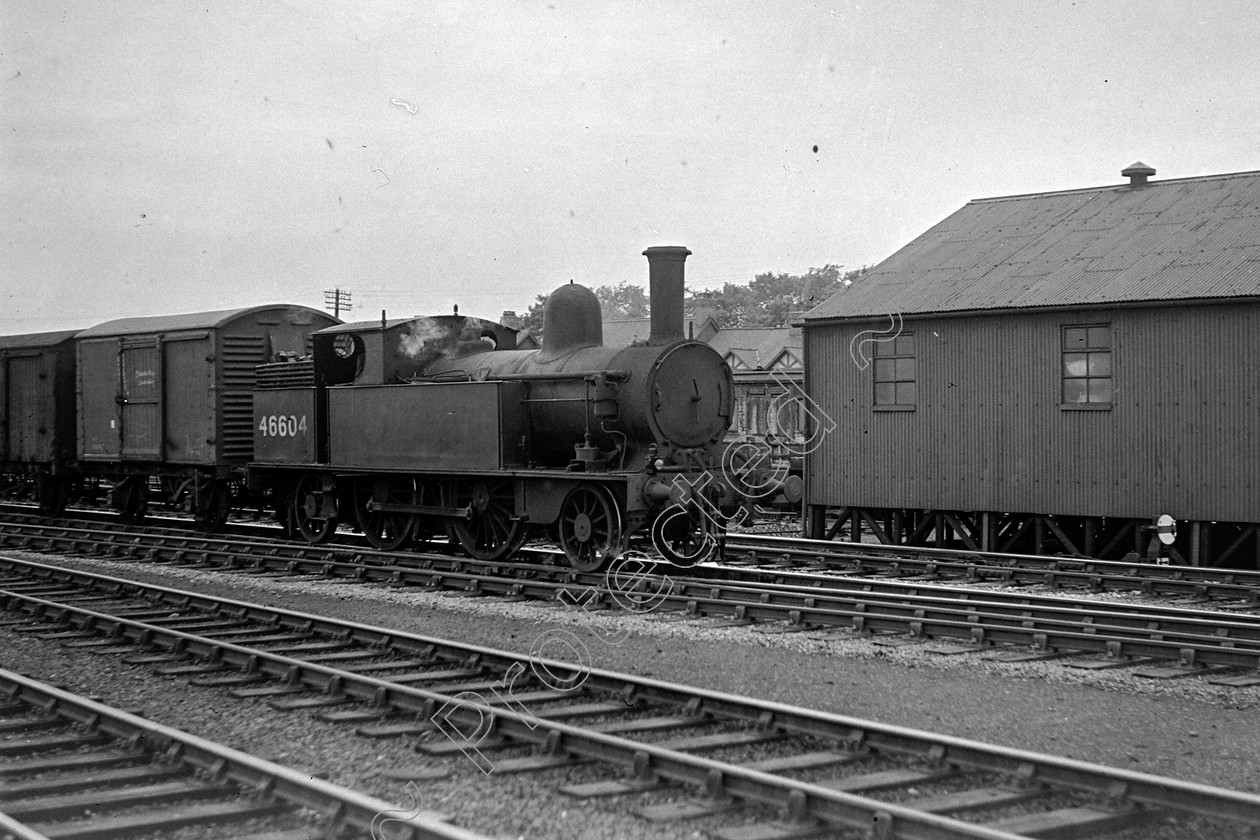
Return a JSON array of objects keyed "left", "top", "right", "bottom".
[{"left": 518, "top": 264, "right": 866, "bottom": 339}]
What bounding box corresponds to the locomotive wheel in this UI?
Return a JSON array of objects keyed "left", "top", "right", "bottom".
[
  {"left": 293, "top": 473, "right": 337, "bottom": 544},
  {"left": 649, "top": 504, "right": 715, "bottom": 567},
  {"left": 113, "top": 475, "right": 148, "bottom": 525},
  {"left": 354, "top": 478, "right": 414, "bottom": 551},
  {"left": 447, "top": 479, "right": 525, "bottom": 561},
  {"left": 558, "top": 486, "right": 622, "bottom": 572},
  {"left": 193, "top": 476, "right": 230, "bottom": 533}
]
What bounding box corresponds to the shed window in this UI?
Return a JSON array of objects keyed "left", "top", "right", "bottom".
[
  {"left": 1061, "top": 325, "right": 1112, "bottom": 405},
  {"left": 873, "top": 333, "right": 915, "bottom": 407}
]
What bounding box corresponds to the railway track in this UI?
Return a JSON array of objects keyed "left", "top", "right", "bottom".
[
  {"left": 724, "top": 532, "right": 1260, "bottom": 603},
  {"left": 0, "top": 665, "right": 480, "bottom": 840},
  {"left": 3, "top": 516, "right": 1260, "bottom": 680},
  {"left": 2, "top": 555, "right": 1259, "bottom": 840},
  {"left": 6, "top": 504, "right": 1260, "bottom": 605}
]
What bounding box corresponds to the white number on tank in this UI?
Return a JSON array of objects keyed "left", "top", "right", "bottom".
[{"left": 258, "top": 414, "right": 307, "bottom": 437}]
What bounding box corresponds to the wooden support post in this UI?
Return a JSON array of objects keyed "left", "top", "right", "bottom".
[
  {"left": 1043, "top": 516, "right": 1081, "bottom": 556},
  {"left": 1083, "top": 518, "right": 1096, "bottom": 557},
  {"left": 1217, "top": 524, "right": 1251, "bottom": 566},
  {"left": 1189, "top": 521, "right": 1201, "bottom": 567},
  {"left": 980, "top": 511, "right": 993, "bottom": 552},
  {"left": 859, "top": 510, "right": 892, "bottom": 545},
  {"left": 805, "top": 505, "right": 826, "bottom": 540},
  {"left": 999, "top": 514, "right": 1034, "bottom": 553},
  {"left": 1098, "top": 520, "right": 1134, "bottom": 559},
  {"left": 941, "top": 512, "right": 979, "bottom": 550},
  {"left": 824, "top": 508, "right": 851, "bottom": 541}
]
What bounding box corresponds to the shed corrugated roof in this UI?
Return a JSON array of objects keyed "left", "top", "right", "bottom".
[
  {"left": 76, "top": 305, "right": 331, "bottom": 338},
  {"left": 805, "top": 169, "right": 1260, "bottom": 321}
]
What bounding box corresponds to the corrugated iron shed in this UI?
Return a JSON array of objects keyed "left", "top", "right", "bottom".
[{"left": 805, "top": 168, "right": 1260, "bottom": 321}]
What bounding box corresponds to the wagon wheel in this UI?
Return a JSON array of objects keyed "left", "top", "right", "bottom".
[
  {"left": 649, "top": 504, "right": 715, "bottom": 567},
  {"left": 447, "top": 479, "right": 525, "bottom": 561},
  {"left": 36, "top": 474, "right": 70, "bottom": 517},
  {"left": 292, "top": 473, "right": 337, "bottom": 544},
  {"left": 193, "top": 476, "right": 231, "bottom": 533},
  {"left": 558, "top": 486, "right": 622, "bottom": 572},
  {"left": 354, "top": 477, "right": 414, "bottom": 551},
  {"left": 113, "top": 475, "right": 148, "bottom": 525}
]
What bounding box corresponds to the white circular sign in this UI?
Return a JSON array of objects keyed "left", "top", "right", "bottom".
[{"left": 1156, "top": 514, "right": 1177, "bottom": 546}]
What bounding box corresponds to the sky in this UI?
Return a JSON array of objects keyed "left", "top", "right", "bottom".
[{"left": 2, "top": 1, "right": 1259, "bottom": 334}]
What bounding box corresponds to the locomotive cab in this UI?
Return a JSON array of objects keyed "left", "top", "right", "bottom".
[{"left": 312, "top": 315, "right": 522, "bottom": 387}]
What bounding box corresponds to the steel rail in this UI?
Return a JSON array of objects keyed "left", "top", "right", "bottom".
[
  {"left": 10, "top": 510, "right": 1260, "bottom": 635},
  {"left": 0, "top": 586, "right": 1022, "bottom": 839},
  {"left": 3, "top": 523, "right": 1260, "bottom": 672},
  {"left": 0, "top": 667, "right": 485, "bottom": 840},
  {"left": 0, "top": 810, "right": 54, "bottom": 840},
  {"left": 9, "top": 503, "right": 1260, "bottom": 603},
  {"left": 3, "top": 559, "right": 1260, "bottom": 838},
  {"left": 724, "top": 533, "right": 1260, "bottom": 601}
]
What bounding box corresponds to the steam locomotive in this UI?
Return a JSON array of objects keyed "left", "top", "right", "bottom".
[
  {"left": 250, "top": 247, "right": 749, "bottom": 570},
  {"left": 0, "top": 247, "right": 787, "bottom": 570}
]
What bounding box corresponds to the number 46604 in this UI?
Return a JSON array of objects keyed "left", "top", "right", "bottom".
[{"left": 259, "top": 414, "right": 307, "bottom": 437}]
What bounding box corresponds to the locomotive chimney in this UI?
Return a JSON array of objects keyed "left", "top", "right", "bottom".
[{"left": 643, "top": 245, "right": 691, "bottom": 346}]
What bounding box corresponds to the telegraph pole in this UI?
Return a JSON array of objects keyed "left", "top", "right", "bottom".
[{"left": 323, "top": 288, "right": 352, "bottom": 318}]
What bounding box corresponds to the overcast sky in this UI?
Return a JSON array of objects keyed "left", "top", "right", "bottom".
[{"left": 3, "top": 1, "right": 1258, "bottom": 333}]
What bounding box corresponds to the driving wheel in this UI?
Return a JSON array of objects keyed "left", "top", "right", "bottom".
[
  {"left": 558, "top": 485, "right": 622, "bottom": 572},
  {"left": 293, "top": 473, "right": 337, "bottom": 544},
  {"left": 354, "top": 477, "right": 414, "bottom": 551},
  {"left": 447, "top": 479, "right": 525, "bottom": 561}
]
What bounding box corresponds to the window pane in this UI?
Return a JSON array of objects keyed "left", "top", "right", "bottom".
[
  {"left": 873, "top": 337, "right": 896, "bottom": 357},
  {"left": 1063, "top": 327, "right": 1088, "bottom": 348},
  {"left": 874, "top": 382, "right": 895, "bottom": 404},
  {"left": 896, "top": 334, "right": 915, "bottom": 355},
  {"left": 1088, "top": 351, "right": 1111, "bottom": 376},
  {"left": 1063, "top": 352, "right": 1088, "bottom": 377},
  {"left": 896, "top": 382, "right": 917, "bottom": 405},
  {"left": 1063, "top": 378, "right": 1088, "bottom": 404},
  {"left": 1088, "top": 378, "right": 1113, "bottom": 404},
  {"left": 895, "top": 358, "right": 917, "bottom": 381},
  {"left": 1087, "top": 326, "right": 1111, "bottom": 349},
  {"left": 874, "top": 358, "right": 896, "bottom": 382}
]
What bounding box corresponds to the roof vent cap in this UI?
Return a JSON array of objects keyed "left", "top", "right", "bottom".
[{"left": 1121, "top": 161, "right": 1156, "bottom": 187}]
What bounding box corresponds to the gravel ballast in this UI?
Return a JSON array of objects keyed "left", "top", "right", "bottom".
[{"left": 2, "top": 548, "right": 1259, "bottom": 839}]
